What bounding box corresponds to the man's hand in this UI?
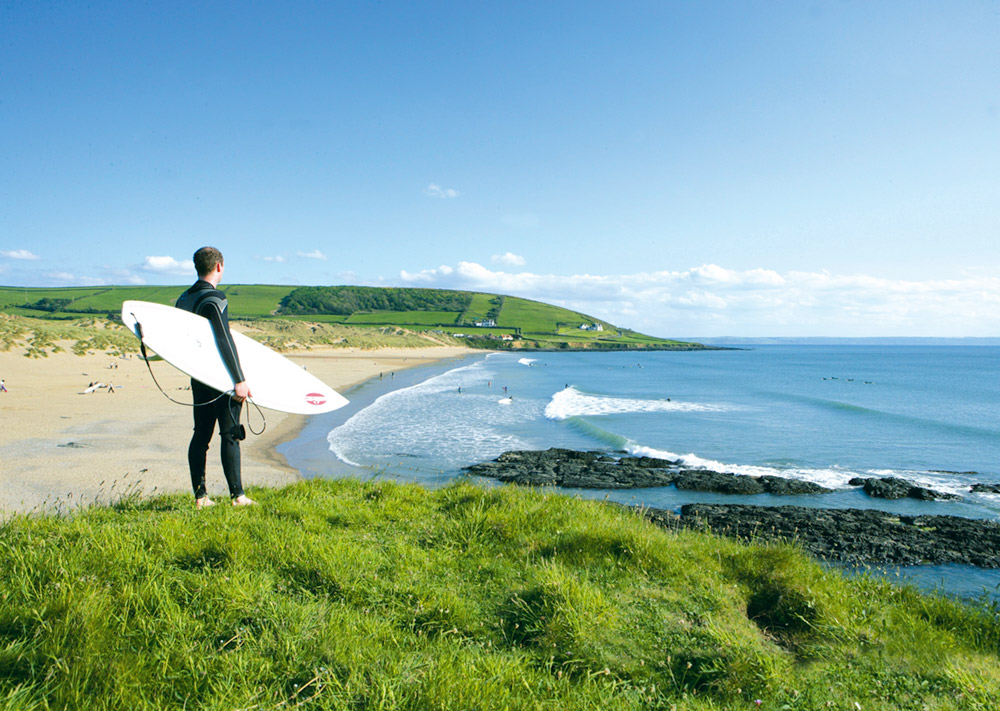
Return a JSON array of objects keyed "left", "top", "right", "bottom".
[{"left": 233, "top": 381, "right": 252, "bottom": 402}]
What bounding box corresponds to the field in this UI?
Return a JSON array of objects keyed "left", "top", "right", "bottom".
[
  {"left": 1, "top": 478, "right": 998, "bottom": 710},
  {"left": 345, "top": 311, "right": 460, "bottom": 326},
  {"left": 463, "top": 292, "right": 500, "bottom": 322},
  {"left": 222, "top": 285, "right": 300, "bottom": 316},
  {"left": 497, "top": 297, "right": 602, "bottom": 334}
]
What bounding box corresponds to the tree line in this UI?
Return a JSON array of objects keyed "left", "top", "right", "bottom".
[{"left": 278, "top": 286, "right": 473, "bottom": 316}]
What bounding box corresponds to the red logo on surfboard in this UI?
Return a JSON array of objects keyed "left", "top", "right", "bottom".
[{"left": 305, "top": 393, "right": 327, "bottom": 406}]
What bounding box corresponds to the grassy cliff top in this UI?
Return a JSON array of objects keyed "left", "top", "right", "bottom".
[{"left": 1, "top": 478, "right": 998, "bottom": 710}]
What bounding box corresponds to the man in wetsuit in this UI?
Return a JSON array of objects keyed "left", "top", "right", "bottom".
[{"left": 176, "top": 247, "right": 255, "bottom": 508}]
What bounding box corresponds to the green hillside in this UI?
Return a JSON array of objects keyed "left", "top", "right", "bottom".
[
  {"left": 2, "top": 478, "right": 999, "bottom": 710},
  {"left": 0, "top": 285, "right": 704, "bottom": 350}
]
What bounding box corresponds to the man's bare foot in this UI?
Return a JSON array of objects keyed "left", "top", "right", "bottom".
[
  {"left": 232, "top": 495, "right": 256, "bottom": 507},
  {"left": 196, "top": 496, "right": 216, "bottom": 509}
]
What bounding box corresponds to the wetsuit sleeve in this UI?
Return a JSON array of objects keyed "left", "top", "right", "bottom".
[{"left": 196, "top": 294, "right": 246, "bottom": 385}]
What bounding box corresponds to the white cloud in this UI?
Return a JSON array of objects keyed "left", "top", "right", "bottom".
[
  {"left": 103, "top": 267, "right": 146, "bottom": 285},
  {"left": 46, "top": 272, "right": 108, "bottom": 286},
  {"left": 1, "top": 249, "right": 40, "bottom": 260},
  {"left": 424, "top": 183, "right": 460, "bottom": 199},
  {"left": 263, "top": 255, "right": 287, "bottom": 263},
  {"left": 395, "top": 262, "right": 1000, "bottom": 337},
  {"left": 140, "top": 256, "right": 194, "bottom": 275},
  {"left": 400, "top": 264, "right": 454, "bottom": 283},
  {"left": 491, "top": 252, "right": 527, "bottom": 267},
  {"left": 298, "top": 250, "right": 328, "bottom": 261}
]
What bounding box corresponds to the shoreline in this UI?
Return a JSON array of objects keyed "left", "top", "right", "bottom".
[
  {"left": 0, "top": 344, "right": 478, "bottom": 515},
  {"left": 246, "top": 348, "right": 481, "bottom": 475}
]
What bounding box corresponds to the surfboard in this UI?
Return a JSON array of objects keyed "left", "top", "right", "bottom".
[{"left": 121, "top": 300, "right": 349, "bottom": 415}]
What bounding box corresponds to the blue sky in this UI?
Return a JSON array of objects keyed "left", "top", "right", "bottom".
[{"left": 2, "top": 1, "right": 998, "bottom": 337}]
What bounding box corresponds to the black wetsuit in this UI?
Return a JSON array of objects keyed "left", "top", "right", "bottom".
[{"left": 176, "top": 280, "right": 246, "bottom": 499}]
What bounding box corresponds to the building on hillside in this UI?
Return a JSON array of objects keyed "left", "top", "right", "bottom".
[
  {"left": 473, "top": 319, "right": 497, "bottom": 327},
  {"left": 579, "top": 323, "right": 604, "bottom": 331}
]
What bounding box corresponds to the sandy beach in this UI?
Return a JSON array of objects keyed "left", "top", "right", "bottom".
[{"left": 0, "top": 344, "right": 477, "bottom": 515}]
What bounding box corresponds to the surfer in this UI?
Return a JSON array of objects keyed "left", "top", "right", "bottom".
[{"left": 176, "top": 247, "right": 255, "bottom": 509}]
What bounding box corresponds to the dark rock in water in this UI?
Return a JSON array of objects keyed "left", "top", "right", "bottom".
[
  {"left": 848, "top": 477, "right": 911, "bottom": 499},
  {"left": 650, "top": 504, "right": 1000, "bottom": 568},
  {"left": 971, "top": 483, "right": 1000, "bottom": 494},
  {"left": 466, "top": 449, "right": 677, "bottom": 489},
  {"left": 756, "top": 476, "right": 832, "bottom": 495},
  {"left": 623, "top": 455, "right": 680, "bottom": 469},
  {"left": 674, "top": 470, "right": 765, "bottom": 495},
  {"left": 466, "top": 448, "right": 833, "bottom": 495},
  {"left": 848, "top": 476, "right": 960, "bottom": 501},
  {"left": 672, "top": 471, "right": 833, "bottom": 495}
]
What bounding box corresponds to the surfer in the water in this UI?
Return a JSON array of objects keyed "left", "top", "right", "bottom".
[{"left": 176, "top": 247, "right": 255, "bottom": 509}]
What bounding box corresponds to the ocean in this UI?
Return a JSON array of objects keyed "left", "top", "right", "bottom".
[{"left": 279, "top": 346, "right": 1000, "bottom": 602}]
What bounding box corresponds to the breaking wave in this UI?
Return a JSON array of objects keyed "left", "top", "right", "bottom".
[{"left": 544, "top": 387, "right": 734, "bottom": 420}]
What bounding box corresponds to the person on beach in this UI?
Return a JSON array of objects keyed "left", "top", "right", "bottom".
[
  {"left": 176, "top": 247, "right": 255, "bottom": 509},
  {"left": 0, "top": 379, "right": 6, "bottom": 393}
]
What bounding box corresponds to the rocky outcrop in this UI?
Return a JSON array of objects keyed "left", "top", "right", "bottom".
[
  {"left": 465, "top": 449, "right": 833, "bottom": 494},
  {"left": 673, "top": 470, "right": 830, "bottom": 495},
  {"left": 971, "top": 483, "right": 1000, "bottom": 494},
  {"left": 467, "top": 449, "right": 678, "bottom": 489},
  {"left": 848, "top": 477, "right": 960, "bottom": 501},
  {"left": 644, "top": 504, "right": 1000, "bottom": 567}
]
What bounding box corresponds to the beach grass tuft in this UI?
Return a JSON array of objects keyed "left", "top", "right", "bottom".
[{"left": 1, "top": 478, "right": 999, "bottom": 709}]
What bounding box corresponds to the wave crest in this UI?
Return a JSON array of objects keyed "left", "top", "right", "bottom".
[{"left": 544, "top": 387, "right": 732, "bottom": 420}]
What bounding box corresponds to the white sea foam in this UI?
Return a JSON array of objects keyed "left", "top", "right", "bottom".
[
  {"left": 865, "top": 469, "right": 972, "bottom": 498},
  {"left": 518, "top": 357, "right": 537, "bottom": 366},
  {"left": 625, "top": 441, "right": 861, "bottom": 490},
  {"left": 327, "top": 358, "right": 530, "bottom": 468},
  {"left": 623, "top": 442, "right": 986, "bottom": 495},
  {"left": 544, "top": 387, "right": 732, "bottom": 421}
]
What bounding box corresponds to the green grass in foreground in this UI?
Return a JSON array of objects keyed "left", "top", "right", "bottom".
[{"left": 2, "top": 480, "right": 999, "bottom": 710}]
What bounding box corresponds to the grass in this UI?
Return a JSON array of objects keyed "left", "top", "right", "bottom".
[
  {"left": 0, "top": 314, "right": 462, "bottom": 359},
  {"left": 235, "top": 319, "right": 462, "bottom": 350},
  {"left": 463, "top": 293, "right": 499, "bottom": 323},
  {"left": 2, "top": 478, "right": 998, "bottom": 710},
  {"left": 344, "top": 311, "right": 461, "bottom": 326},
  {"left": 0, "top": 315, "right": 136, "bottom": 358},
  {"left": 221, "top": 285, "right": 298, "bottom": 316},
  {"left": 497, "top": 297, "right": 605, "bottom": 334}
]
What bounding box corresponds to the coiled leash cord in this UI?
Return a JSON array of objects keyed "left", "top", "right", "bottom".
[{"left": 133, "top": 315, "right": 266, "bottom": 437}]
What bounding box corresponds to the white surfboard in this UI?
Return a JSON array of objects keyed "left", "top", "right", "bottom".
[{"left": 121, "top": 300, "right": 349, "bottom": 415}]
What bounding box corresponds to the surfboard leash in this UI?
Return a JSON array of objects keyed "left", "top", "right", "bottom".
[
  {"left": 241, "top": 397, "right": 266, "bottom": 437},
  {"left": 132, "top": 314, "right": 228, "bottom": 408}
]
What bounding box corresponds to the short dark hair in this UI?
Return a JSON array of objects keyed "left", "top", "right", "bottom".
[{"left": 193, "top": 247, "right": 223, "bottom": 277}]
